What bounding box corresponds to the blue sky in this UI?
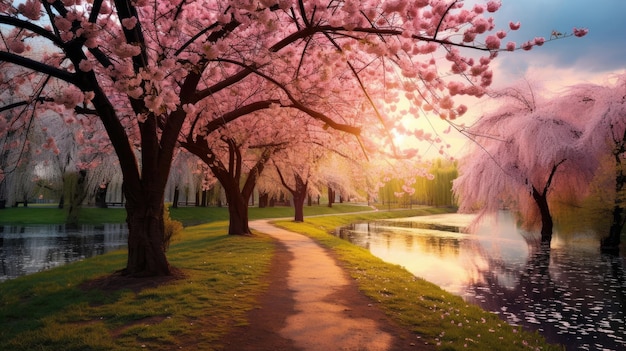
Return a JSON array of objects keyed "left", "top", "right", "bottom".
[{"left": 489, "top": 0, "right": 626, "bottom": 89}]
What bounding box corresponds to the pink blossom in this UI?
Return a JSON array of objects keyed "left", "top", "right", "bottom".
[
  {"left": 496, "top": 30, "right": 507, "bottom": 39},
  {"left": 573, "top": 27, "right": 589, "bottom": 37},
  {"left": 79, "top": 59, "right": 93, "bottom": 72},
  {"left": 114, "top": 42, "right": 141, "bottom": 58},
  {"left": 485, "top": 35, "right": 501, "bottom": 50},
  {"left": 448, "top": 81, "right": 464, "bottom": 96},
  {"left": 473, "top": 4, "right": 484, "bottom": 14},
  {"left": 463, "top": 30, "right": 477, "bottom": 43},
  {"left": 56, "top": 86, "right": 84, "bottom": 108},
  {"left": 8, "top": 40, "right": 25, "bottom": 54},
  {"left": 439, "top": 95, "right": 453, "bottom": 109},
  {"left": 533, "top": 37, "right": 545, "bottom": 46},
  {"left": 473, "top": 17, "right": 490, "bottom": 34},
  {"left": 122, "top": 17, "right": 138, "bottom": 30},
  {"left": 486, "top": 1, "right": 501, "bottom": 12},
  {"left": 521, "top": 41, "right": 533, "bottom": 51},
  {"left": 54, "top": 16, "right": 72, "bottom": 32},
  {"left": 457, "top": 104, "right": 468, "bottom": 116},
  {"left": 506, "top": 41, "right": 516, "bottom": 51},
  {"left": 509, "top": 21, "right": 521, "bottom": 30},
  {"left": 381, "top": 0, "right": 406, "bottom": 14},
  {"left": 17, "top": 0, "right": 41, "bottom": 20}
]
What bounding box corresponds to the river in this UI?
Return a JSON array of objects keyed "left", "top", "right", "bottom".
[
  {"left": 335, "top": 212, "right": 626, "bottom": 351},
  {"left": 0, "top": 223, "right": 127, "bottom": 282}
]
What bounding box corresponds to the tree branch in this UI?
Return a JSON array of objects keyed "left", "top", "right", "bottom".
[{"left": 0, "top": 52, "right": 76, "bottom": 85}]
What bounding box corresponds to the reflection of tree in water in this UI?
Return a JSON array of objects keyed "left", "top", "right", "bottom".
[
  {"left": 337, "top": 223, "right": 464, "bottom": 257},
  {"left": 1, "top": 224, "right": 128, "bottom": 281},
  {"left": 465, "top": 238, "right": 626, "bottom": 351}
]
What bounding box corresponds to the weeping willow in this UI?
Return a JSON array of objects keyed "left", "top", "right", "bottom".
[{"left": 379, "top": 159, "right": 458, "bottom": 208}]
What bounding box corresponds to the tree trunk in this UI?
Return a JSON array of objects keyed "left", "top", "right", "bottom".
[
  {"left": 201, "top": 190, "right": 208, "bottom": 207},
  {"left": 95, "top": 182, "right": 108, "bottom": 208},
  {"left": 124, "top": 198, "right": 170, "bottom": 276},
  {"left": 172, "top": 186, "right": 179, "bottom": 209},
  {"left": 602, "top": 155, "right": 625, "bottom": 254},
  {"left": 223, "top": 183, "right": 251, "bottom": 235},
  {"left": 259, "top": 192, "right": 268, "bottom": 208},
  {"left": 532, "top": 187, "right": 553, "bottom": 243},
  {"left": 65, "top": 170, "right": 88, "bottom": 228},
  {"left": 291, "top": 177, "right": 308, "bottom": 222},
  {"left": 328, "top": 187, "right": 334, "bottom": 208},
  {"left": 601, "top": 205, "right": 623, "bottom": 254}
]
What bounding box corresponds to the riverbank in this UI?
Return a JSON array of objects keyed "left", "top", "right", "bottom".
[{"left": 0, "top": 206, "right": 560, "bottom": 350}]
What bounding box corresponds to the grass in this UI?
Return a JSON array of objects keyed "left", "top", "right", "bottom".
[
  {"left": 0, "top": 221, "right": 274, "bottom": 351},
  {"left": 273, "top": 208, "right": 563, "bottom": 351},
  {"left": 0, "top": 203, "right": 372, "bottom": 225},
  {"left": 0, "top": 204, "right": 561, "bottom": 350}
]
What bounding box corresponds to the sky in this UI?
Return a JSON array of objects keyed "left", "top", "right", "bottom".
[
  {"left": 491, "top": 0, "right": 626, "bottom": 90},
  {"left": 423, "top": 0, "right": 626, "bottom": 158}
]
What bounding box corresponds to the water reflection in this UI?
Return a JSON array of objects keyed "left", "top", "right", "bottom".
[
  {"left": 0, "top": 224, "right": 128, "bottom": 282},
  {"left": 336, "top": 212, "right": 626, "bottom": 351}
]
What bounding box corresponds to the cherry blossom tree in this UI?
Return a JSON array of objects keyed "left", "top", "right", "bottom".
[
  {"left": 453, "top": 88, "right": 595, "bottom": 243},
  {"left": 269, "top": 118, "right": 353, "bottom": 221},
  {"left": 573, "top": 75, "right": 626, "bottom": 252},
  {"left": 180, "top": 111, "right": 293, "bottom": 234},
  {"left": 0, "top": 0, "right": 585, "bottom": 277}
]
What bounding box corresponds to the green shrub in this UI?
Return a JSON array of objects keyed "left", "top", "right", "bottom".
[{"left": 163, "top": 206, "right": 183, "bottom": 251}]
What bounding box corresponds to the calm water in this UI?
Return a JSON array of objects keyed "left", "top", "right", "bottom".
[
  {"left": 336, "top": 212, "right": 626, "bottom": 351},
  {"left": 0, "top": 224, "right": 128, "bottom": 282}
]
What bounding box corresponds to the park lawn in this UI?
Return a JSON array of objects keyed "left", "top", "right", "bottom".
[
  {"left": 274, "top": 208, "right": 563, "bottom": 351},
  {"left": 0, "top": 220, "right": 274, "bottom": 351},
  {"left": 0, "top": 202, "right": 373, "bottom": 225}
]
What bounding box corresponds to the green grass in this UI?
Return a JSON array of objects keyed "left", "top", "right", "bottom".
[
  {"left": 0, "top": 220, "right": 274, "bottom": 351},
  {"left": 0, "top": 203, "right": 372, "bottom": 225},
  {"left": 273, "top": 208, "right": 563, "bottom": 351}
]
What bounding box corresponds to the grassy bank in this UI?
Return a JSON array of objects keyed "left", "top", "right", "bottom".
[
  {"left": 1, "top": 205, "right": 560, "bottom": 350},
  {"left": 0, "top": 220, "right": 273, "bottom": 350},
  {"left": 274, "top": 209, "right": 562, "bottom": 351}
]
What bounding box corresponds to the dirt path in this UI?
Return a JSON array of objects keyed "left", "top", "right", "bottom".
[{"left": 220, "top": 220, "right": 433, "bottom": 351}]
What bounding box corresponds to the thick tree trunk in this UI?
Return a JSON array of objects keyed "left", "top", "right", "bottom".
[
  {"left": 294, "top": 193, "right": 306, "bottom": 222},
  {"left": 532, "top": 187, "right": 553, "bottom": 243},
  {"left": 125, "top": 199, "right": 170, "bottom": 276},
  {"left": 224, "top": 185, "right": 251, "bottom": 235}
]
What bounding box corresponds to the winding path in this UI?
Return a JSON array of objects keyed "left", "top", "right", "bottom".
[{"left": 243, "top": 220, "right": 425, "bottom": 351}]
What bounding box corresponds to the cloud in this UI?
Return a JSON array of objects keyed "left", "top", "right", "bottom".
[{"left": 492, "top": 0, "right": 626, "bottom": 80}]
